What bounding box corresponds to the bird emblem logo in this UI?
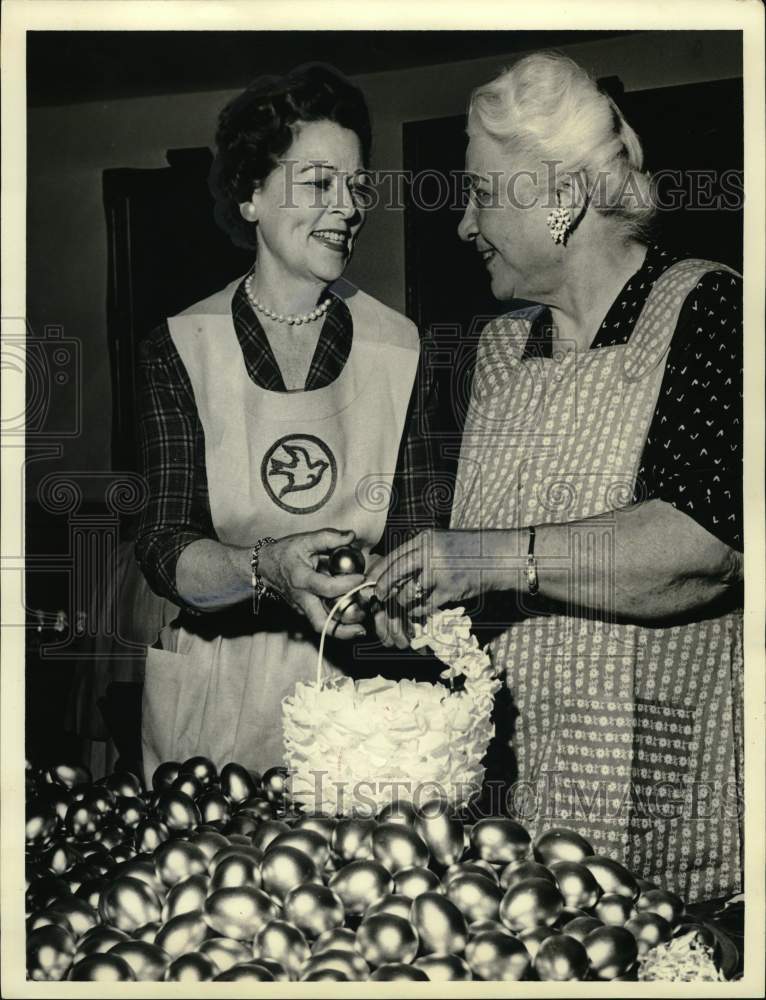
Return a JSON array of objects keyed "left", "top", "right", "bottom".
[
  {"left": 261, "top": 434, "right": 337, "bottom": 514},
  {"left": 270, "top": 444, "right": 329, "bottom": 498}
]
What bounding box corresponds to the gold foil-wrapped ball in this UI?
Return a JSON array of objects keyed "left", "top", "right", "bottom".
[
  {"left": 219, "top": 762, "right": 258, "bottom": 804},
  {"left": 548, "top": 860, "right": 602, "bottom": 910},
  {"left": 293, "top": 814, "right": 337, "bottom": 844},
  {"left": 370, "top": 962, "right": 429, "bottom": 981},
  {"left": 109, "top": 941, "right": 168, "bottom": 981},
  {"left": 534, "top": 932, "right": 589, "bottom": 981},
  {"left": 213, "top": 962, "right": 276, "bottom": 981},
  {"left": 98, "top": 876, "right": 161, "bottom": 932},
  {"left": 208, "top": 843, "right": 262, "bottom": 876},
  {"left": 284, "top": 883, "right": 345, "bottom": 938},
  {"left": 268, "top": 829, "right": 331, "bottom": 869},
  {"left": 445, "top": 873, "right": 503, "bottom": 924},
  {"left": 409, "top": 892, "right": 468, "bottom": 955},
  {"left": 465, "top": 929, "right": 531, "bottom": 981},
  {"left": 161, "top": 873, "right": 208, "bottom": 922},
  {"left": 394, "top": 865, "right": 441, "bottom": 899},
  {"left": 470, "top": 818, "right": 530, "bottom": 863},
  {"left": 595, "top": 893, "right": 636, "bottom": 927},
  {"left": 500, "top": 859, "right": 556, "bottom": 891},
  {"left": 311, "top": 927, "right": 358, "bottom": 954},
  {"left": 414, "top": 800, "right": 465, "bottom": 867},
  {"left": 74, "top": 925, "right": 130, "bottom": 961},
  {"left": 49, "top": 896, "right": 99, "bottom": 939},
  {"left": 154, "top": 910, "right": 211, "bottom": 959},
  {"left": 251, "top": 819, "right": 291, "bottom": 852},
  {"left": 250, "top": 957, "right": 290, "bottom": 980},
  {"left": 582, "top": 855, "right": 639, "bottom": 900},
  {"left": 562, "top": 915, "right": 603, "bottom": 942},
  {"left": 153, "top": 840, "right": 207, "bottom": 888},
  {"left": 153, "top": 790, "right": 201, "bottom": 832},
  {"left": 582, "top": 925, "right": 638, "bottom": 980},
  {"left": 26, "top": 925, "right": 76, "bottom": 981},
  {"left": 300, "top": 948, "right": 370, "bottom": 981},
  {"left": 68, "top": 953, "right": 135, "bottom": 980},
  {"left": 413, "top": 953, "right": 472, "bottom": 980},
  {"left": 372, "top": 822, "right": 429, "bottom": 873},
  {"left": 533, "top": 828, "right": 594, "bottom": 866},
  {"left": 365, "top": 893, "right": 414, "bottom": 921},
  {"left": 163, "top": 952, "right": 215, "bottom": 981},
  {"left": 328, "top": 859, "right": 394, "bottom": 915},
  {"left": 634, "top": 887, "right": 684, "bottom": 927},
  {"left": 624, "top": 912, "right": 672, "bottom": 955},
  {"left": 179, "top": 755, "right": 217, "bottom": 787},
  {"left": 197, "top": 937, "right": 253, "bottom": 974},
  {"left": 356, "top": 912, "right": 419, "bottom": 967},
  {"left": 260, "top": 845, "right": 319, "bottom": 901},
  {"left": 254, "top": 919, "right": 311, "bottom": 980},
  {"left": 132, "top": 921, "right": 161, "bottom": 943},
  {"left": 499, "top": 877, "right": 563, "bottom": 932},
  {"left": 209, "top": 852, "right": 261, "bottom": 892},
  {"left": 377, "top": 800, "right": 418, "bottom": 827},
  {"left": 331, "top": 817, "right": 376, "bottom": 861},
  {"left": 152, "top": 761, "right": 181, "bottom": 792},
  {"left": 204, "top": 886, "right": 280, "bottom": 940},
  {"left": 444, "top": 860, "right": 499, "bottom": 885}
]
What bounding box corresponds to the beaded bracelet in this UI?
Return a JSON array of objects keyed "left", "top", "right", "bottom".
[{"left": 250, "top": 537, "right": 276, "bottom": 615}]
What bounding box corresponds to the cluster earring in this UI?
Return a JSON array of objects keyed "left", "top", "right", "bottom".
[{"left": 546, "top": 205, "right": 572, "bottom": 245}]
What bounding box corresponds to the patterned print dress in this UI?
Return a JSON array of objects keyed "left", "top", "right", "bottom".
[{"left": 452, "top": 254, "right": 743, "bottom": 902}]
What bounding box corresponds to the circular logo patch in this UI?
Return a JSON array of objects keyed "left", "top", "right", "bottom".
[{"left": 261, "top": 434, "right": 338, "bottom": 514}]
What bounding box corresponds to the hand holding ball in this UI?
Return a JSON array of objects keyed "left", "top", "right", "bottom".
[
  {"left": 328, "top": 545, "right": 365, "bottom": 577},
  {"left": 325, "top": 545, "right": 367, "bottom": 625}
]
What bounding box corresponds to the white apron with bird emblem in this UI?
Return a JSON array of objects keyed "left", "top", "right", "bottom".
[{"left": 141, "top": 276, "right": 419, "bottom": 784}]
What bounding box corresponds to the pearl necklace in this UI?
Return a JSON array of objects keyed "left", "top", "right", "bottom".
[{"left": 245, "top": 273, "right": 330, "bottom": 326}]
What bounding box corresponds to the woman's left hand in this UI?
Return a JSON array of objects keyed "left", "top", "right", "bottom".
[{"left": 372, "top": 529, "right": 500, "bottom": 621}]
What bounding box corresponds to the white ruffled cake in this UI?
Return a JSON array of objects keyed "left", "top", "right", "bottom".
[{"left": 282, "top": 608, "right": 502, "bottom": 816}]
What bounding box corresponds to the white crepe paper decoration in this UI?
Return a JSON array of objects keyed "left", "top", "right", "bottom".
[{"left": 282, "top": 586, "right": 502, "bottom": 816}]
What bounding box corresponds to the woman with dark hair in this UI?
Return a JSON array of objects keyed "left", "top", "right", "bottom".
[
  {"left": 136, "top": 64, "right": 435, "bottom": 781},
  {"left": 374, "top": 52, "right": 743, "bottom": 902}
]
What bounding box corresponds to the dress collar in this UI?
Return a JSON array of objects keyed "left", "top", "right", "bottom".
[{"left": 520, "top": 244, "right": 681, "bottom": 360}]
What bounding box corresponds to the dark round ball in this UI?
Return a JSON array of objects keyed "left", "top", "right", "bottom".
[{"left": 328, "top": 545, "right": 365, "bottom": 576}]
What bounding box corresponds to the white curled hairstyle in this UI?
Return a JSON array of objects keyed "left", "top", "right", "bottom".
[{"left": 468, "top": 51, "right": 656, "bottom": 240}]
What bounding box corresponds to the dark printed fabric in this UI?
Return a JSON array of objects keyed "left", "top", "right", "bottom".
[
  {"left": 136, "top": 277, "right": 439, "bottom": 607},
  {"left": 524, "top": 245, "right": 743, "bottom": 550}
]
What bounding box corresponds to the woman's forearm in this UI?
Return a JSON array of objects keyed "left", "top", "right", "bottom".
[
  {"left": 175, "top": 538, "right": 253, "bottom": 611},
  {"left": 487, "top": 500, "right": 742, "bottom": 621}
]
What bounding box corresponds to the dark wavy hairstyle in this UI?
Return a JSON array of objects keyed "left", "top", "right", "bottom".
[{"left": 209, "top": 63, "right": 372, "bottom": 250}]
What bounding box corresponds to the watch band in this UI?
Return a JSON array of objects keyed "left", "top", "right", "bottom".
[{"left": 526, "top": 525, "right": 539, "bottom": 597}]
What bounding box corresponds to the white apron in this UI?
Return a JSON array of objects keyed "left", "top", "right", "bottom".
[{"left": 141, "top": 277, "right": 419, "bottom": 783}]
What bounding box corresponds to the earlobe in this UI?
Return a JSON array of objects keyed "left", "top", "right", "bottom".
[{"left": 239, "top": 201, "right": 258, "bottom": 223}]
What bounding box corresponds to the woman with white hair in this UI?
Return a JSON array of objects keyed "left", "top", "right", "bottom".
[{"left": 374, "top": 52, "right": 743, "bottom": 902}]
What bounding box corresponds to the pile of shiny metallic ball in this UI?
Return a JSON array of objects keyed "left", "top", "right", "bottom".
[{"left": 27, "top": 756, "right": 695, "bottom": 982}]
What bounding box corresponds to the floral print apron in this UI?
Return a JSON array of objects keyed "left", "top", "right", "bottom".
[{"left": 452, "top": 259, "right": 743, "bottom": 902}]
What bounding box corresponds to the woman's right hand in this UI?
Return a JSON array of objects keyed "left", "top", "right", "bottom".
[{"left": 257, "top": 529, "right": 367, "bottom": 639}]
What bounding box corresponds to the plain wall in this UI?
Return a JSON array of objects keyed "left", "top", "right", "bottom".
[{"left": 26, "top": 29, "right": 742, "bottom": 499}]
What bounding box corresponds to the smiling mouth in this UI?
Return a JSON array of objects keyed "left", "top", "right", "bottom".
[
  {"left": 312, "top": 229, "right": 349, "bottom": 253},
  {"left": 479, "top": 247, "right": 496, "bottom": 264}
]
